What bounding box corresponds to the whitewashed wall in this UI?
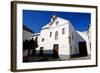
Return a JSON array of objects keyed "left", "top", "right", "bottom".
[
  {"left": 23, "top": 29, "right": 33, "bottom": 41},
  {"left": 69, "top": 22, "right": 80, "bottom": 56}
]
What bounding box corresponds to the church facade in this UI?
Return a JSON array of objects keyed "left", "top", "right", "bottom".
[{"left": 34, "top": 15, "right": 91, "bottom": 60}]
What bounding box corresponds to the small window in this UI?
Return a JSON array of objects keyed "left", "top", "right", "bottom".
[
  {"left": 69, "top": 37, "right": 71, "bottom": 43},
  {"left": 70, "top": 46, "right": 72, "bottom": 49},
  {"left": 72, "top": 32, "right": 74, "bottom": 40},
  {"left": 90, "top": 43, "right": 91, "bottom": 50},
  {"left": 56, "top": 21, "right": 59, "bottom": 25},
  {"left": 50, "top": 32, "right": 52, "bottom": 37},
  {"left": 42, "top": 38, "right": 44, "bottom": 42},
  {"left": 55, "top": 31, "right": 58, "bottom": 40},
  {"left": 62, "top": 28, "right": 65, "bottom": 35}
]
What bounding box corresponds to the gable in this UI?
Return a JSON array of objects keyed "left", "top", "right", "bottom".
[
  {"left": 49, "top": 17, "right": 69, "bottom": 29},
  {"left": 42, "top": 15, "right": 71, "bottom": 30}
]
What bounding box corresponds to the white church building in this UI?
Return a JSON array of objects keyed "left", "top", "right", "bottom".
[{"left": 33, "top": 15, "right": 91, "bottom": 60}]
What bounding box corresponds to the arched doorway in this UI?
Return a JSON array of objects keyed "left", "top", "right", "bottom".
[{"left": 53, "top": 44, "right": 59, "bottom": 58}]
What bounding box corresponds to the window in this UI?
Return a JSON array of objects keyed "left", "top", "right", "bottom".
[
  {"left": 50, "top": 32, "right": 52, "bottom": 37},
  {"left": 56, "top": 21, "right": 59, "bottom": 25},
  {"left": 70, "top": 46, "right": 72, "bottom": 50},
  {"left": 69, "top": 37, "right": 71, "bottom": 44},
  {"left": 42, "top": 38, "right": 44, "bottom": 42},
  {"left": 55, "top": 31, "right": 58, "bottom": 40},
  {"left": 90, "top": 43, "right": 91, "bottom": 50},
  {"left": 62, "top": 28, "right": 65, "bottom": 34},
  {"left": 72, "top": 32, "right": 74, "bottom": 40}
]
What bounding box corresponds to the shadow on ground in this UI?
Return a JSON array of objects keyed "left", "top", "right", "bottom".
[{"left": 23, "top": 54, "right": 91, "bottom": 62}]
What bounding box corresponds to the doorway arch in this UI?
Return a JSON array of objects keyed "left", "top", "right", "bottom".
[{"left": 53, "top": 44, "right": 59, "bottom": 58}]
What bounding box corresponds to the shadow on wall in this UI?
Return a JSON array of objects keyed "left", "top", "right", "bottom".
[
  {"left": 36, "top": 50, "right": 53, "bottom": 56},
  {"left": 76, "top": 32, "right": 88, "bottom": 57}
]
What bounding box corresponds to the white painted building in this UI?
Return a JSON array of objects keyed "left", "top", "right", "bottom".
[{"left": 34, "top": 15, "right": 90, "bottom": 60}]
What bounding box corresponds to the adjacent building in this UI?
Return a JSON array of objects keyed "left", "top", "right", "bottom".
[
  {"left": 23, "top": 25, "right": 34, "bottom": 57},
  {"left": 23, "top": 25, "right": 34, "bottom": 41}
]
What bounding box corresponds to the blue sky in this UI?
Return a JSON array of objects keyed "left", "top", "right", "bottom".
[{"left": 23, "top": 10, "right": 91, "bottom": 33}]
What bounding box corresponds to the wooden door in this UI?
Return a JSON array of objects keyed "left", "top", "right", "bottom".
[{"left": 53, "top": 44, "right": 59, "bottom": 58}]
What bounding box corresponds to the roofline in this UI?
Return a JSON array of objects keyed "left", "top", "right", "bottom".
[{"left": 23, "top": 25, "right": 34, "bottom": 33}]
